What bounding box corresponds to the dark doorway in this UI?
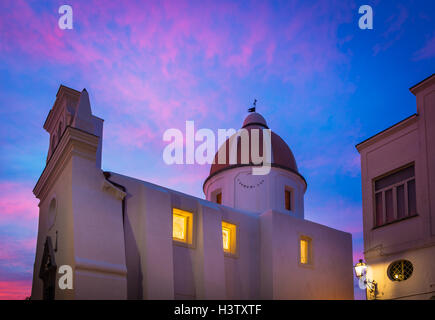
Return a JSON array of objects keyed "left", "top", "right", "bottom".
[{"left": 39, "top": 236, "right": 57, "bottom": 300}]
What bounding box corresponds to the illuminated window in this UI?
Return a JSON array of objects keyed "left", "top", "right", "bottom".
[
  {"left": 172, "top": 208, "right": 193, "bottom": 244},
  {"left": 388, "top": 260, "right": 413, "bottom": 282},
  {"left": 285, "top": 189, "right": 292, "bottom": 211},
  {"left": 216, "top": 192, "right": 222, "bottom": 204},
  {"left": 300, "top": 236, "right": 312, "bottom": 265},
  {"left": 222, "top": 221, "right": 237, "bottom": 255}
]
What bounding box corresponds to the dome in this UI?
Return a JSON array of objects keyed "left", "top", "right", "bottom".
[
  {"left": 206, "top": 112, "right": 301, "bottom": 181},
  {"left": 242, "top": 112, "right": 268, "bottom": 128}
]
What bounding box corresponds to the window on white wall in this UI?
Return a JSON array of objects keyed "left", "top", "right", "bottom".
[
  {"left": 285, "top": 188, "right": 292, "bottom": 211},
  {"left": 373, "top": 164, "right": 416, "bottom": 228},
  {"left": 172, "top": 208, "right": 193, "bottom": 245},
  {"left": 216, "top": 192, "right": 222, "bottom": 204},
  {"left": 222, "top": 221, "right": 237, "bottom": 256},
  {"left": 212, "top": 189, "right": 222, "bottom": 205},
  {"left": 299, "top": 236, "right": 312, "bottom": 265},
  {"left": 388, "top": 260, "right": 413, "bottom": 281}
]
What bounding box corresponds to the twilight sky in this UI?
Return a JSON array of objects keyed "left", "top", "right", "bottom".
[{"left": 0, "top": 0, "right": 434, "bottom": 299}]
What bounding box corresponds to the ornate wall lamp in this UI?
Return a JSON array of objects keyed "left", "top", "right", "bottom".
[{"left": 354, "top": 259, "right": 378, "bottom": 299}]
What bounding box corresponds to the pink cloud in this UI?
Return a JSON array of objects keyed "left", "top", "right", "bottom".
[
  {"left": 0, "top": 235, "right": 36, "bottom": 300},
  {"left": 0, "top": 236, "right": 36, "bottom": 262},
  {"left": 0, "top": 0, "right": 354, "bottom": 144},
  {"left": 0, "top": 182, "right": 38, "bottom": 223},
  {"left": 0, "top": 280, "right": 31, "bottom": 300}
]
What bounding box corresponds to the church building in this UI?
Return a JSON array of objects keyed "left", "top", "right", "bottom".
[{"left": 31, "top": 85, "right": 354, "bottom": 299}]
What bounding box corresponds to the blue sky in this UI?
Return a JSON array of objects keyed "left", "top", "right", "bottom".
[{"left": 0, "top": 0, "right": 434, "bottom": 299}]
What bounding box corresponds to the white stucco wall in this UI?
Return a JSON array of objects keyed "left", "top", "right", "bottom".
[
  {"left": 32, "top": 127, "right": 128, "bottom": 300},
  {"left": 109, "top": 172, "right": 353, "bottom": 300},
  {"left": 204, "top": 166, "right": 306, "bottom": 218},
  {"left": 31, "top": 157, "right": 75, "bottom": 300},
  {"left": 260, "top": 210, "right": 354, "bottom": 299},
  {"left": 365, "top": 246, "right": 435, "bottom": 300}
]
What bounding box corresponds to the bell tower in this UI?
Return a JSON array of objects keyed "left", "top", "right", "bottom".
[
  {"left": 31, "top": 85, "right": 127, "bottom": 300},
  {"left": 43, "top": 85, "right": 103, "bottom": 168}
]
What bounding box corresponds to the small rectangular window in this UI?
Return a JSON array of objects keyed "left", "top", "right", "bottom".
[
  {"left": 285, "top": 189, "right": 292, "bottom": 211},
  {"left": 173, "top": 208, "right": 193, "bottom": 244},
  {"left": 299, "top": 236, "right": 312, "bottom": 265},
  {"left": 222, "top": 221, "right": 237, "bottom": 255},
  {"left": 300, "top": 240, "right": 308, "bottom": 264},
  {"left": 216, "top": 192, "right": 222, "bottom": 204}
]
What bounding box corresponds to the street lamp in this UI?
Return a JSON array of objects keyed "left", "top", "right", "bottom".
[
  {"left": 354, "top": 259, "right": 378, "bottom": 299},
  {"left": 354, "top": 259, "right": 367, "bottom": 278}
]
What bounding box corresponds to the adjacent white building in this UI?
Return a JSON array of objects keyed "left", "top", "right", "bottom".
[
  {"left": 31, "top": 85, "right": 354, "bottom": 300},
  {"left": 356, "top": 74, "right": 435, "bottom": 300}
]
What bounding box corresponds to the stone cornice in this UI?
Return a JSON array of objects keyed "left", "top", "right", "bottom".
[
  {"left": 33, "top": 126, "right": 99, "bottom": 203},
  {"left": 355, "top": 114, "right": 418, "bottom": 152},
  {"left": 43, "top": 85, "right": 80, "bottom": 133},
  {"left": 409, "top": 73, "right": 435, "bottom": 95},
  {"left": 365, "top": 238, "right": 435, "bottom": 260},
  {"left": 75, "top": 256, "right": 127, "bottom": 277},
  {"left": 102, "top": 179, "right": 127, "bottom": 200}
]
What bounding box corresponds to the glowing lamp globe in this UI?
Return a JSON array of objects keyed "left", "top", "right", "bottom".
[{"left": 354, "top": 259, "right": 367, "bottom": 278}]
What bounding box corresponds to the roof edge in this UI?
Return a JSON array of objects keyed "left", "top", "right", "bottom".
[
  {"left": 242, "top": 122, "right": 269, "bottom": 129},
  {"left": 409, "top": 73, "right": 435, "bottom": 95},
  {"left": 355, "top": 113, "right": 418, "bottom": 152}
]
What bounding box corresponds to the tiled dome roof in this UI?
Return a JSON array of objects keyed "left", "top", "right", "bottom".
[{"left": 207, "top": 112, "right": 299, "bottom": 178}]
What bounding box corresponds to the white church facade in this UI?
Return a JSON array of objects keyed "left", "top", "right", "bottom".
[{"left": 31, "top": 85, "right": 354, "bottom": 300}]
